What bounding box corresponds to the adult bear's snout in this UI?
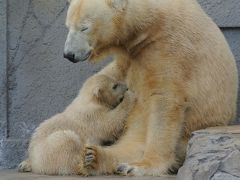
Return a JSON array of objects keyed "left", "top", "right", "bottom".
[
  {"left": 64, "top": 48, "right": 92, "bottom": 63},
  {"left": 64, "top": 30, "right": 92, "bottom": 63},
  {"left": 63, "top": 52, "right": 78, "bottom": 63}
]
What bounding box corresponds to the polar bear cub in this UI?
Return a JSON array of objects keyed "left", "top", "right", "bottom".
[{"left": 18, "top": 74, "right": 136, "bottom": 175}]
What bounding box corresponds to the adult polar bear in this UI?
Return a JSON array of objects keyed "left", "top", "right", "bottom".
[{"left": 64, "top": 0, "right": 238, "bottom": 176}]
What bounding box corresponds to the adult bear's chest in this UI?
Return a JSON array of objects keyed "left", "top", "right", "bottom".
[
  {"left": 126, "top": 60, "right": 153, "bottom": 99},
  {"left": 126, "top": 61, "right": 143, "bottom": 93}
]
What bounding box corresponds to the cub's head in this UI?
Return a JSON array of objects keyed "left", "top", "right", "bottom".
[
  {"left": 81, "top": 74, "right": 128, "bottom": 109},
  {"left": 64, "top": 0, "right": 129, "bottom": 63}
]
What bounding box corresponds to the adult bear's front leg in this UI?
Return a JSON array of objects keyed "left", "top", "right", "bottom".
[
  {"left": 116, "top": 90, "right": 187, "bottom": 176},
  {"left": 82, "top": 140, "right": 144, "bottom": 176},
  {"left": 82, "top": 103, "right": 147, "bottom": 176}
]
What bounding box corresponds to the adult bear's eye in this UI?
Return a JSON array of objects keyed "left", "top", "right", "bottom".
[
  {"left": 81, "top": 27, "right": 88, "bottom": 32},
  {"left": 113, "top": 84, "right": 118, "bottom": 90}
]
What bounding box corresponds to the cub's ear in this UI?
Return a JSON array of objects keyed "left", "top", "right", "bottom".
[
  {"left": 93, "top": 87, "right": 102, "bottom": 98},
  {"left": 107, "top": 0, "right": 128, "bottom": 11},
  {"left": 67, "top": 0, "right": 72, "bottom": 4}
]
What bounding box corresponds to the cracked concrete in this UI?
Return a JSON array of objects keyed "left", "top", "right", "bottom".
[{"left": 0, "top": 0, "right": 240, "bottom": 170}]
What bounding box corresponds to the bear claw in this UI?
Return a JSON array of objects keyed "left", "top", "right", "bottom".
[
  {"left": 18, "top": 160, "right": 32, "bottom": 172},
  {"left": 83, "top": 145, "right": 97, "bottom": 169},
  {"left": 115, "top": 163, "right": 143, "bottom": 176}
]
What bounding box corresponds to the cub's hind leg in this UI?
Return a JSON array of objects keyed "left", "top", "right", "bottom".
[{"left": 30, "top": 130, "right": 83, "bottom": 175}]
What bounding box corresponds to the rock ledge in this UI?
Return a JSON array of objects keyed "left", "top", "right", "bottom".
[{"left": 177, "top": 126, "right": 240, "bottom": 180}]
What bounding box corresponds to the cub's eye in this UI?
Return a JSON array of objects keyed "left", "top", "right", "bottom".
[
  {"left": 112, "top": 84, "right": 118, "bottom": 90},
  {"left": 81, "top": 27, "right": 88, "bottom": 32}
]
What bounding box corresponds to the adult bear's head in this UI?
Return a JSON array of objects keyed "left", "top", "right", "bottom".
[{"left": 64, "top": 0, "right": 130, "bottom": 63}]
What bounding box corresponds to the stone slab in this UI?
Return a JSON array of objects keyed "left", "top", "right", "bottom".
[
  {"left": 0, "top": 170, "right": 176, "bottom": 180},
  {"left": 0, "top": 0, "right": 240, "bottom": 171}
]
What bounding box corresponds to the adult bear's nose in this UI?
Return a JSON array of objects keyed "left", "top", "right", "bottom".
[{"left": 63, "top": 52, "right": 77, "bottom": 63}]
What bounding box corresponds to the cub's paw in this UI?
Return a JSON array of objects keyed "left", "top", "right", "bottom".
[
  {"left": 123, "top": 90, "right": 137, "bottom": 105},
  {"left": 83, "top": 145, "right": 98, "bottom": 170},
  {"left": 115, "top": 163, "right": 144, "bottom": 176},
  {"left": 125, "top": 90, "right": 136, "bottom": 100},
  {"left": 18, "top": 160, "right": 32, "bottom": 172}
]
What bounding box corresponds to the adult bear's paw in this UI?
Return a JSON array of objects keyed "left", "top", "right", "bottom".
[
  {"left": 115, "top": 163, "right": 144, "bottom": 176},
  {"left": 115, "top": 161, "right": 169, "bottom": 176}
]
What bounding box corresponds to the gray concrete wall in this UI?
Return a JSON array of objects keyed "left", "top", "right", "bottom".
[{"left": 0, "top": 0, "right": 239, "bottom": 169}]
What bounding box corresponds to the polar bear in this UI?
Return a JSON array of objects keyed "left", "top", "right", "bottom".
[
  {"left": 18, "top": 74, "right": 136, "bottom": 175},
  {"left": 63, "top": 0, "right": 238, "bottom": 176}
]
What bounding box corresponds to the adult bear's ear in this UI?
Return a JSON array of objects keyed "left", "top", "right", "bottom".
[{"left": 107, "top": 0, "right": 128, "bottom": 11}]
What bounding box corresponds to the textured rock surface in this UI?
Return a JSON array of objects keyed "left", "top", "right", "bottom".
[
  {"left": 0, "top": 0, "right": 240, "bottom": 169},
  {"left": 177, "top": 128, "right": 240, "bottom": 180}
]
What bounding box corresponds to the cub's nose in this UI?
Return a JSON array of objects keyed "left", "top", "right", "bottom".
[{"left": 63, "top": 52, "right": 77, "bottom": 63}]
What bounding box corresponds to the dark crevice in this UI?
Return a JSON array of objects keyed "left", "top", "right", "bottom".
[
  {"left": 221, "top": 27, "right": 240, "bottom": 30},
  {"left": 6, "top": 0, "right": 9, "bottom": 139}
]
